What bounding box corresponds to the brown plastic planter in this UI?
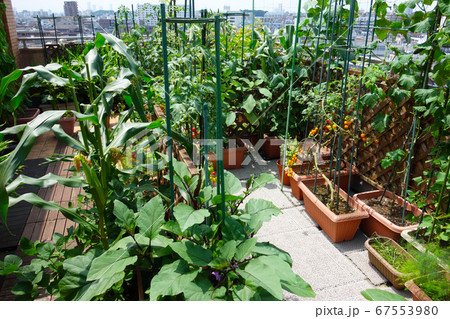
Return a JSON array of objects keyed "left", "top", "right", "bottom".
[
  {"left": 405, "top": 272, "right": 449, "bottom": 301},
  {"left": 12, "top": 108, "right": 41, "bottom": 125},
  {"left": 300, "top": 177, "right": 369, "bottom": 243},
  {"left": 365, "top": 237, "right": 413, "bottom": 289},
  {"left": 354, "top": 190, "right": 421, "bottom": 240},
  {"left": 57, "top": 116, "right": 76, "bottom": 136},
  {"left": 276, "top": 159, "right": 291, "bottom": 186},
  {"left": 211, "top": 139, "right": 247, "bottom": 170},
  {"left": 261, "top": 135, "right": 284, "bottom": 159},
  {"left": 289, "top": 161, "right": 356, "bottom": 200}
]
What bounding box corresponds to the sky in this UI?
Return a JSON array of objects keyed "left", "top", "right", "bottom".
[{"left": 12, "top": 0, "right": 374, "bottom": 14}]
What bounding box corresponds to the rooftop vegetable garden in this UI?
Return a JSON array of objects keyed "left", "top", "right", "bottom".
[{"left": 0, "top": 0, "right": 448, "bottom": 301}]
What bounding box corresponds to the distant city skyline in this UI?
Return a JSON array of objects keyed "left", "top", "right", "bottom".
[{"left": 12, "top": 0, "right": 377, "bottom": 14}]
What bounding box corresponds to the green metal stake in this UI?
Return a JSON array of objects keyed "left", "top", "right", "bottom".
[
  {"left": 214, "top": 15, "right": 226, "bottom": 217},
  {"left": 280, "top": 0, "right": 302, "bottom": 190},
  {"left": 125, "top": 11, "right": 129, "bottom": 33},
  {"left": 203, "top": 102, "right": 210, "bottom": 224},
  {"left": 132, "top": 4, "right": 136, "bottom": 29},
  {"left": 114, "top": 13, "right": 120, "bottom": 38},
  {"left": 251, "top": 0, "right": 254, "bottom": 49},
  {"left": 333, "top": 0, "right": 357, "bottom": 210},
  {"left": 241, "top": 11, "right": 245, "bottom": 63},
  {"left": 346, "top": 0, "right": 375, "bottom": 208},
  {"left": 52, "top": 14, "right": 58, "bottom": 44},
  {"left": 161, "top": 4, "right": 175, "bottom": 214}
]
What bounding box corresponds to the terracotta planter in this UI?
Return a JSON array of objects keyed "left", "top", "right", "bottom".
[
  {"left": 57, "top": 116, "right": 76, "bottom": 136},
  {"left": 405, "top": 272, "right": 449, "bottom": 301},
  {"left": 10, "top": 108, "right": 41, "bottom": 125},
  {"left": 210, "top": 139, "right": 247, "bottom": 170},
  {"left": 261, "top": 135, "right": 284, "bottom": 159},
  {"left": 289, "top": 161, "right": 356, "bottom": 200},
  {"left": 276, "top": 159, "right": 290, "bottom": 186},
  {"left": 354, "top": 190, "right": 422, "bottom": 240},
  {"left": 299, "top": 177, "right": 369, "bottom": 242},
  {"left": 365, "top": 237, "right": 413, "bottom": 289}
]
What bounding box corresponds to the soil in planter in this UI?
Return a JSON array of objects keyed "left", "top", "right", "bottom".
[
  {"left": 362, "top": 196, "right": 415, "bottom": 226},
  {"left": 370, "top": 238, "right": 408, "bottom": 272},
  {"left": 310, "top": 184, "right": 355, "bottom": 215}
]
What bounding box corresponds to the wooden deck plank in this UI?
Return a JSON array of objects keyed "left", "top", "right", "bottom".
[{"left": 40, "top": 220, "right": 56, "bottom": 242}]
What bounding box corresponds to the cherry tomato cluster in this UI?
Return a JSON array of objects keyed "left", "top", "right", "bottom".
[
  {"left": 191, "top": 127, "right": 200, "bottom": 139},
  {"left": 287, "top": 152, "right": 298, "bottom": 166},
  {"left": 208, "top": 165, "right": 217, "bottom": 183}
]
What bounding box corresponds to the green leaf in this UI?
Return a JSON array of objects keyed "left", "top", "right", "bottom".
[
  {"left": 22, "top": 65, "right": 68, "bottom": 86},
  {"left": 149, "top": 260, "right": 200, "bottom": 300},
  {"left": 243, "top": 199, "right": 282, "bottom": 232},
  {"left": 0, "top": 69, "right": 22, "bottom": 102},
  {"left": 219, "top": 240, "right": 237, "bottom": 262},
  {"left": 252, "top": 242, "right": 293, "bottom": 266},
  {"left": 224, "top": 171, "right": 242, "bottom": 194},
  {"left": 258, "top": 88, "right": 272, "bottom": 99},
  {"left": 225, "top": 111, "right": 236, "bottom": 126},
  {"left": 36, "top": 242, "right": 55, "bottom": 259},
  {"left": 173, "top": 203, "right": 210, "bottom": 232},
  {"left": 106, "top": 120, "right": 162, "bottom": 153},
  {"left": 239, "top": 258, "right": 283, "bottom": 300},
  {"left": 398, "top": 74, "right": 417, "bottom": 89},
  {"left": 87, "top": 250, "right": 137, "bottom": 281},
  {"left": 361, "top": 93, "right": 379, "bottom": 108},
  {"left": 51, "top": 125, "right": 86, "bottom": 151},
  {"left": 183, "top": 278, "right": 226, "bottom": 301},
  {"left": 84, "top": 47, "right": 103, "bottom": 80},
  {"left": 6, "top": 173, "right": 85, "bottom": 194},
  {"left": 371, "top": 112, "right": 392, "bottom": 133},
  {"left": 270, "top": 74, "right": 286, "bottom": 91},
  {"left": 222, "top": 217, "right": 246, "bottom": 241},
  {"left": 136, "top": 195, "right": 165, "bottom": 239},
  {"left": 258, "top": 256, "right": 314, "bottom": 298},
  {"left": 251, "top": 173, "right": 278, "bottom": 192},
  {"left": 113, "top": 200, "right": 135, "bottom": 230},
  {"left": 410, "top": 17, "right": 434, "bottom": 33},
  {"left": 0, "top": 255, "right": 22, "bottom": 275},
  {"left": 95, "top": 33, "right": 139, "bottom": 77},
  {"left": 235, "top": 237, "right": 258, "bottom": 261},
  {"left": 19, "top": 237, "right": 37, "bottom": 256},
  {"left": 361, "top": 289, "right": 407, "bottom": 301},
  {"left": 8, "top": 193, "right": 94, "bottom": 231},
  {"left": 242, "top": 94, "right": 256, "bottom": 113},
  {"left": 438, "top": 0, "right": 450, "bottom": 16},
  {"left": 76, "top": 272, "right": 124, "bottom": 301},
  {"left": 170, "top": 240, "right": 212, "bottom": 266}
]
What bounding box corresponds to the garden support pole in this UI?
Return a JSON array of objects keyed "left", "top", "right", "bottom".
[
  {"left": 132, "top": 5, "right": 136, "bottom": 29},
  {"left": 114, "top": 13, "right": 120, "bottom": 38},
  {"left": 280, "top": 0, "right": 302, "bottom": 190},
  {"left": 90, "top": 16, "right": 95, "bottom": 39},
  {"left": 251, "top": 0, "right": 254, "bottom": 48},
  {"left": 334, "top": 0, "right": 357, "bottom": 210},
  {"left": 37, "top": 16, "right": 49, "bottom": 64},
  {"left": 125, "top": 11, "right": 129, "bottom": 33},
  {"left": 346, "top": 0, "right": 374, "bottom": 208},
  {"left": 214, "top": 15, "right": 226, "bottom": 216},
  {"left": 203, "top": 102, "right": 210, "bottom": 225},
  {"left": 78, "top": 16, "right": 84, "bottom": 45},
  {"left": 52, "top": 14, "right": 58, "bottom": 44},
  {"left": 241, "top": 11, "right": 245, "bottom": 63},
  {"left": 161, "top": 4, "right": 175, "bottom": 214}
]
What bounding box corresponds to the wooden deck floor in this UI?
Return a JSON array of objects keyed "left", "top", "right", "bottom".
[{"left": 0, "top": 129, "right": 81, "bottom": 300}]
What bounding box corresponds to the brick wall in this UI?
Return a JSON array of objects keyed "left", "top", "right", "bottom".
[{"left": 1, "top": 0, "right": 19, "bottom": 64}]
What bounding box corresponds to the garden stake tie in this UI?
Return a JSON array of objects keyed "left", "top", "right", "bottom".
[{"left": 281, "top": 0, "right": 302, "bottom": 190}]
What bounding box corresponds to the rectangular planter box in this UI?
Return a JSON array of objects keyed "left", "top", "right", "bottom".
[
  {"left": 261, "top": 135, "right": 284, "bottom": 159},
  {"left": 405, "top": 271, "right": 449, "bottom": 301},
  {"left": 365, "top": 237, "right": 413, "bottom": 290},
  {"left": 300, "top": 177, "right": 369, "bottom": 243},
  {"left": 354, "top": 190, "right": 421, "bottom": 240}
]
